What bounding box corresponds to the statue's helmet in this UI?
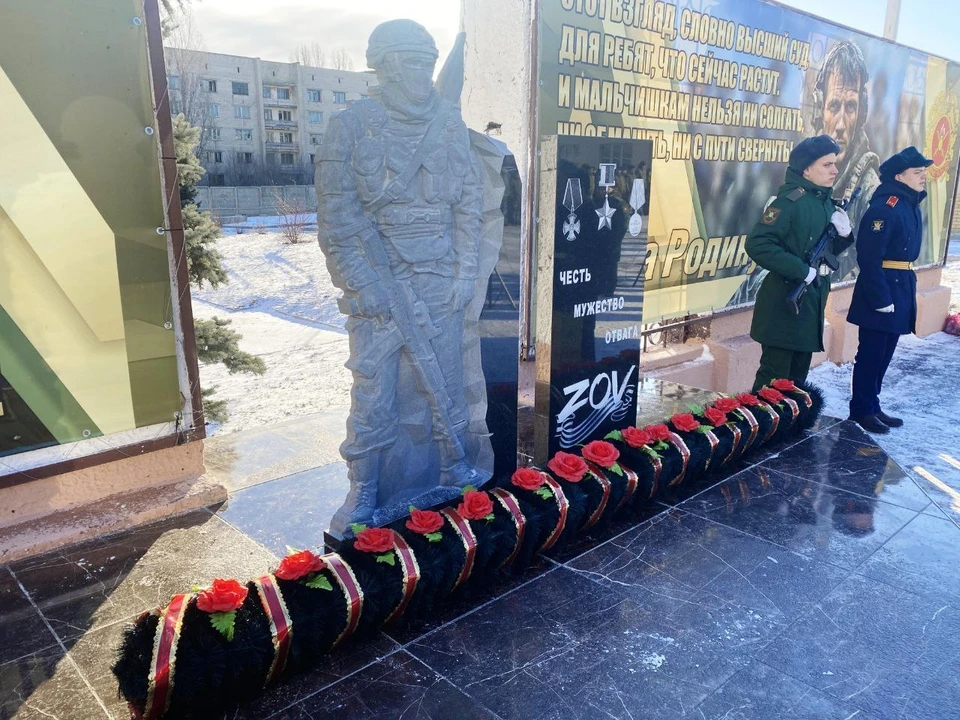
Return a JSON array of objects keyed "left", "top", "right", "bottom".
[{"left": 365, "top": 19, "right": 439, "bottom": 70}]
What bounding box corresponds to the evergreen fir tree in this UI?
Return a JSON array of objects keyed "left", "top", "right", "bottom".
[{"left": 172, "top": 113, "right": 265, "bottom": 423}]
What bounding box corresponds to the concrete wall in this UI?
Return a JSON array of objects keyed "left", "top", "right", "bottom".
[
  {"left": 195, "top": 185, "right": 318, "bottom": 219},
  {"left": 0, "top": 442, "right": 222, "bottom": 562},
  {"left": 643, "top": 266, "right": 953, "bottom": 393}
]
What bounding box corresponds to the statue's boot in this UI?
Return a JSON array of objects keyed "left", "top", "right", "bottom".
[
  {"left": 329, "top": 455, "right": 380, "bottom": 535},
  {"left": 440, "top": 458, "right": 484, "bottom": 489}
]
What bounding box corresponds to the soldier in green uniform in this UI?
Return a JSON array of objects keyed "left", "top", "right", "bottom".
[{"left": 746, "top": 135, "right": 854, "bottom": 391}]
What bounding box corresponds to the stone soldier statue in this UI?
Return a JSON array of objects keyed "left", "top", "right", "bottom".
[{"left": 317, "top": 19, "right": 488, "bottom": 530}]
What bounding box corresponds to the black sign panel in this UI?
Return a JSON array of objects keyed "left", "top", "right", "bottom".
[{"left": 536, "top": 136, "right": 652, "bottom": 459}]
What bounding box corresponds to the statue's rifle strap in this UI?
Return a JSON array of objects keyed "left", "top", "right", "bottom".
[{"left": 365, "top": 102, "right": 452, "bottom": 216}]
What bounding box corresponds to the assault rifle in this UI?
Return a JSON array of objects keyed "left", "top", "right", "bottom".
[
  {"left": 786, "top": 188, "right": 860, "bottom": 315},
  {"left": 351, "top": 228, "right": 468, "bottom": 471}
]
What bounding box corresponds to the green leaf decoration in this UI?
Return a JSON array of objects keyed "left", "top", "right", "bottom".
[
  {"left": 376, "top": 551, "right": 396, "bottom": 566},
  {"left": 654, "top": 441, "right": 669, "bottom": 450},
  {"left": 191, "top": 585, "right": 204, "bottom": 593},
  {"left": 284, "top": 545, "right": 302, "bottom": 556},
  {"left": 484, "top": 513, "right": 496, "bottom": 522},
  {"left": 643, "top": 447, "right": 663, "bottom": 460},
  {"left": 304, "top": 574, "right": 333, "bottom": 591},
  {"left": 209, "top": 610, "right": 237, "bottom": 641},
  {"left": 425, "top": 532, "right": 443, "bottom": 543},
  {"left": 535, "top": 487, "right": 555, "bottom": 500},
  {"left": 687, "top": 404, "right": 704, "bottom": 415},
  {"left": 349, "top": 523, "right": 367, "bottom": 535},
  {"left": 462, "top": 485, "right": 477, "bottom": 494},
  {"left": 408, "top": 505, "right": 418, "bottom": 513},
  {"left": 696, "top": 426, "right": 712, "bottom": 434},
  {"left": 604, "top": 430, "right": 624, "bottom": 441},
  {"left": 609, "top": 462, "right": 624, "bottom": 476}
]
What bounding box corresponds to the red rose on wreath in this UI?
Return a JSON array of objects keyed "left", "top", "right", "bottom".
[
  {"left": 736, "top": 392, "right": 760, "bottom": 407},
  {"left": 458, "top": 490, "right": 494, "bottom": 520},
  {"left": 758, "top": 387, "right": 785, "bottom": 404},
  {"left": 671, "top": 413, "right": 701, "bottom": 433},
  {"left": 712, "top": 397, "right": 741, "bottom": 414},
  {"left": 275, "top": 550, "right": 326, "bottom": 581},
  {"left": 771, "top": 379, "right": 797, "bottom": 392},
  {"left": 511, "top": 467, "right": 546, "bottom": 491},
  {"left": 406, "top": 509, "right": 444, "bottom": 535},
  {"left": 644, "top": 424, "right": 672, "bottom": 442},
  {"left": 354, "top": 527, "right": 395, "bottom": 553},
  {"left": 197, "top": 578, "right": 248, "bottom": 614},
  {"left": 582, "top": 440, "right": 620, "bottom": 468},
  {"left": 703, "top": 406, "right": 728, "bottom": 427},
  {"left": 622, "top": 426, "right": 652, "bottom": 448},
  {"left": 547, "top": 451, "right": 589, "bottom": 482}
]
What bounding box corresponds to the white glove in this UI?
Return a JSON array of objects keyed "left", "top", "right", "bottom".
[
  {"left": 877, "top": 304, "right": 895, "bottom": 313},
  {"left": 831, "top": 209, "right": 852, "bottom": 237},
  {"left": 804, "top": 267, "right": 817, "bottom": 285}
]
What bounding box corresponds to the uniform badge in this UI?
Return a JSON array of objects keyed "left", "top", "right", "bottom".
[
  {"left": 886, "top": 196, "right": 899, "bottom": 208},
  {"left": 872, "top": 220, "right": 885, "bottom": 232},
  {"left": 761, "top": 207, "right": 781, "bottom": 225}
]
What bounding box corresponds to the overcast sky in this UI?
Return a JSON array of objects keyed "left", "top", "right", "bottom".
[
  {"left": 188, "top": 0, "right": 956, "bottom": 68},
  {"left": 190, "top": 0, "right": 459, "bottom": 69}
]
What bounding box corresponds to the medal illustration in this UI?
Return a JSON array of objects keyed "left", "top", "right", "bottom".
[
  {"left": 562, "top": 178, "right": 583, "bottom": 241},
  {"left": 596, "top": 163, "right": 617, "bottom": 231},
  {"left": 628, "top": 178, "right": 646, "bottom": 237}
]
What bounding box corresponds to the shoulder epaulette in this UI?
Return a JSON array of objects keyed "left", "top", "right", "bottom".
[
  {"left": 785, "top": 187, "right": 806, "bottom": 201},
  {"left": 886, "top": 196, "right": 899, "bottom": 208}
]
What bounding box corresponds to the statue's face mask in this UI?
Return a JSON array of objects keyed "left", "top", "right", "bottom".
[{"left": 387, "top": 52, "right": 436, "bottom": 104}]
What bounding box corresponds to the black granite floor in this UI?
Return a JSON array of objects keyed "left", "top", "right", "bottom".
[{"left": 2, "top": 385, "right": 959, "bottom": 719}]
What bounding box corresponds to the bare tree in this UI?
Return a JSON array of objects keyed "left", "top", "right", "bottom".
[
  {"left": 291, "top": 42, "right": 327, "bottom": 68},
  {"left": 331, "top": 49, "right": 355, "bottom": 71},
  {"left": 272, "top": 190, "right": 311, "bottom": 244},
  {"left": 160, "top": 0, "right": 196, "bottom": 36},
  {"left": 164, "top": 11, "right": 213, "bottom": 156}
]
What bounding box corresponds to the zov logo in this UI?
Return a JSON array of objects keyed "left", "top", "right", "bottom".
[{"left": 555, "top": 365, "right": 636, "bottom": 448}]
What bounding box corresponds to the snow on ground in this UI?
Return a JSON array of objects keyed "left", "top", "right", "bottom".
[
  {"left": 194, "top": 225, "right": 344, "bottom": 329},
  {"left": 192, "top": 229, "right": 350, "bottom": 435}
]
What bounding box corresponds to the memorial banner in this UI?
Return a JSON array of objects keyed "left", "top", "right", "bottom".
[{"left": 538, "top": 0, "right": 960, "bottom": 322}]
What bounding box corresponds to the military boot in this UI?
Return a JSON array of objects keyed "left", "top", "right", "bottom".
[{"left": 329, "top": 455, "right": 380, "bottom": 535}]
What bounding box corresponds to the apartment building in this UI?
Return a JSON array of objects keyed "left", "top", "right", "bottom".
[{"left": 164, "top": 48, "right": 374, "bottom": 185}]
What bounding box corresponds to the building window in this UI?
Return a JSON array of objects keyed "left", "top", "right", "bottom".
[
  {"left": 263, "top": 86, "right": 271, "bottom": 99},
  {"left": 310, "top": 134, "right": 323, "bottom": 145},
  {"left": 207, "top": 103, "right": 219, "bottom": 118},
  {"left": 333, "top": 91, "right": 346, "bottom": 104},
  {"left": 280, "top": 153, "right": 295, "bottom": 165},
  {"left": 206, "top": 151, "right": 224, "bottom": 163},
  {"left": 236, "top": 152, "right": 254, "bottom": 164},
  {"left": 278, "top": 110, "right": 292, "bottom": 122},
  {"left": 232, "top": 81, "right": 249, "bottom": 95},
  {"left": 310, "top": 154, "right": 316, "bottom": 164},
  {"left": 235, "top": 128, "right": 253, "bottom": 141},
  {"left": 209, "top": 173, "right": 226, "bottom": 186},
  {"left": 264, "top": 109, "right": 273, "bottom": 121},
  {"left": 169, "top": 75, "right": 180, "bottom": 89},
  {"left": 280, "top": 132, "right": 294, "bottom": 143},
  {"left": 307, "top": 89, "right": 321, "bottom": 102},
  {"left": 206, "top": 79, "right": 217, "bottom": 93},
  {"left": 277, "top": 88, "right": 291, "bottom": 100},
  {"left": 207, "top": 127, "right": 221, "bottom": 141},
  {"left": 234, "top": 105, "right": 251, "bottom": 119},
  {"left": 308, "top": 111, "right": 323, "bottom": 124},
  {"left": 171, "top": 100, "right": 182, "bottom": 115}
]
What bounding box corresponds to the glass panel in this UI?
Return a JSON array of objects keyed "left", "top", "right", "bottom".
[{"left": 0, "top": 0, "right": 181, "bottom": 457}]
